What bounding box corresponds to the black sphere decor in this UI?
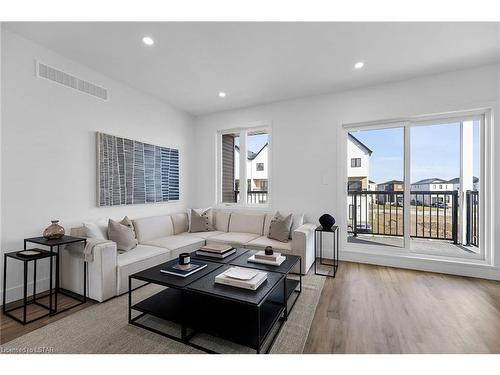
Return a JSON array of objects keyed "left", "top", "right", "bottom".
[{"left": 319, "top": 214, "right": 335, "bottom": 230}]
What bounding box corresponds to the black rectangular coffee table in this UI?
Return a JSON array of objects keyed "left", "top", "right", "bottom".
[
  {"left": 186, "top": 264, "right": 286, "bottom": 353},
  {"left": 229, "top": 249, "right": 302, "bottom": 319},
  {"left": 128, "top": 258, "right": 289, "bottom": 354},
  {"left": 128, "top": 258, "right": 222, "bottom": 352}
]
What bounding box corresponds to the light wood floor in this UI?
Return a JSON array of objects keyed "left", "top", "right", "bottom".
[
  {"left": 2, "top": 263, "right": 500, "bottom": 353},
  {"left": 304, "top": 261, "right": 500, "bottom": 353},
  {"left": 0, "top": 292, "right": 95, "bottom": 344}
]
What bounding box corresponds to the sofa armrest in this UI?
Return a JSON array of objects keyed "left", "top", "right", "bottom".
[
  {"left": 292, "top": 223, "right": 317, "bottom": 274},
  {"left": 62, "top": 241, "right": 118, "bottom": 302}
]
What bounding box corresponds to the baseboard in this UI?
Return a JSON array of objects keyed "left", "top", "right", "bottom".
[
  {"left": 0, "top": 277, "right": 51, "bottom": 306},
  {"left": 340, "top": 250, "right": 500, "bottom": 280}
]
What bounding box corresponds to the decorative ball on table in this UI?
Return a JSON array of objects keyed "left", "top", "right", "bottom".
[{"left": 318, "top": 214, "right": 335, "bottom": 231}]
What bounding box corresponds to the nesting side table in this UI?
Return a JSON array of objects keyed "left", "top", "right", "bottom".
[
  {"left": 24, "top": 235, "right": 87, "bottom": 315},
  {"left": 3, "top": 249, "right": 57, "bottom": 324},
  {"left": 314, "top": 225, "right": 339, "bottom": 278}
]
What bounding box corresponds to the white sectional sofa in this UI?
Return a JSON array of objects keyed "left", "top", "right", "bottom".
[{"left": 62, "top": 210, "right": 316, "bottom": 302}]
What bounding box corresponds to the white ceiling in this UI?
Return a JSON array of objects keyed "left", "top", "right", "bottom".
[{"left": 5, "top": 22, "right": 500, "bottom": 115}]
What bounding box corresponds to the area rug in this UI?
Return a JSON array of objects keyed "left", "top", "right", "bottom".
[{"left": 1, "top": 272, "right": 324, "bottom": 354}]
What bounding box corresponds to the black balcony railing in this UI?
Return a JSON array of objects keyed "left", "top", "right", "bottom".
[
  {"left": 234, "top": 190, "right": 268, "bottom": 204},
  {"left": 466, "top": 190, "right": 479, "bottom": 247},
  {"left": 348, "top": 190, "right": 460, "bottom": 243}
]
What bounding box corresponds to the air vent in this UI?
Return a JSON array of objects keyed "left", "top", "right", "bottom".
[{"left": 36, "top": 61, "right": 108, "bottom": 101}]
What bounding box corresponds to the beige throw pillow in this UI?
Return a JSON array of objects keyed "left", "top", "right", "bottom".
[
  {"left": 268, "top": 211, "right": 293, "bottom": 242},
  {"left": 108, "top": 216, "right": 138, "bottom": 251},
  {"left": 189, "top": 208, "right": 214, "bottom": 233}
]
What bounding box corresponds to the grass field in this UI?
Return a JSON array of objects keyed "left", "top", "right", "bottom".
[{"left": 350, "top": 203, "right": 455, "bottom": 239}]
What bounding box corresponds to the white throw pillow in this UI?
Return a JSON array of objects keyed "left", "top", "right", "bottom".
[{"left": 83, "top": 217, "right": 109, "bottom": 240}]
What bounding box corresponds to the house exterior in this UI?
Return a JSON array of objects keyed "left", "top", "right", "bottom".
[
  {"left": 347, "top": 134, "right": 372, "bottom": 191},
  {"left": 376, "top": 180, "right": 404, "bottom": 204},
  {"left": 448, "top": 177, "right": 479, "bottom": 192},
  {"left": 347, "top": 134, "right": 373, "bottom": 231},
  {"left": 410, "top": 178, "right": 454, "bottom": 206},
  {"left": 234, "top": 143, "right": 268, "bottom": 192}
]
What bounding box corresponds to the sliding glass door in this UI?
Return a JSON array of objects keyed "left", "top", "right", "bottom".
[
  {"left": 347, "top": 125, "right": 405, "bottom": 249},
  {"left": 345, "top": 113, "right": 484, "bottom": 260}
]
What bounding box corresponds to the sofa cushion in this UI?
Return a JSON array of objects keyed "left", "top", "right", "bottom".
[
  {"left": 187, "top": 208, "right": 214, "bottom": 231},
  {"left": 228, "top": 213, "right": 265, "bottom": 235},
  {"left": 189, "top": 208, "right": 214, "bottom": 232},
  {"left": 207, "top": 232, "right": 261, "bottom": 247},
  {"left": 116, "top": 244, "right": 171, "bottom": 295},
  {"left": 171, "top": 213, "right": 189, "bottom": 234},
  {"left": 108, "top": 217, "right": 138, "bottom": 251},
  {"left": 263, "top": 212, "right": 304, "bottom": 239},
  {"left": 179, "top": 230, "right": 225, "bottom": 239},
  {"left": 214, "top": 211, "right": 231, "bottom": 232},
  {"left": 83, "top": 217, "right": 109, "bottom": 240},
  {"left": 268, "top": 212, "right": 293, "bottom": 242},
  {"left": 132, "top": 215, "right": 174, "bottom": 243},
  {"left": 246, "top": 236, "right": 292, "bottom": 253},
  {"left": 143, "top": 235, "right": 205, "bottom": 258}
]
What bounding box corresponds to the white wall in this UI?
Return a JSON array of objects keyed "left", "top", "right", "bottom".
[
  {"left": 0, "top": 30, "right": 196, "bottom": 303},
  {"left": 194, "top": 63, "right": 500, "bottom": 280}
]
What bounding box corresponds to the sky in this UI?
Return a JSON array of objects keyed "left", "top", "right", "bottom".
[
  {"left": 234, "top": 133, "right": 268, "bottom": 153},
  {"left": 351, "top": 121, "right": 480, "bottom": 184}
]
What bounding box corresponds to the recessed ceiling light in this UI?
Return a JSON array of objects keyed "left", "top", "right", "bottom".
[
  {"left": 354, "top": 61, "right": 365, "bottom": 69},
  {"left": 142, "top": 36, "right": 154, "bottom": 46},
  {"left": 218, "top": 92, "right": 226, "bottom": 98}
]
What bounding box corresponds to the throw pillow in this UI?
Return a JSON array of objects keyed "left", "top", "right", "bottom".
[
  {"left": 189, "top": 208, "right": 214, "bottom": 232},
  {"left": 83, "top": 217, "right": 109, "bottom": 240},
  {"left": 268, "top": 211, "right": 293, "bottom": 242},
  {"left": 108, "top": 217, "right": 138, "bottom": 251}
]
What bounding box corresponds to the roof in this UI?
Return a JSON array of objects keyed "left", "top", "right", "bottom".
[
  {"left": 348, "top": 134, "right": 372, "bottom": 155},
  {"left": 447, "top": 176, "right": 479, "bottom": 184},
  {"left": 378, "top": 180, "right": 404, "bottom": 185},
  {"left": 369, "top": 180, "right": 376, "bottom": 184},
  {"left": 234, "top": 143, "right": 268, "bottom": 160},
  {"left": 411, "top": 177, "right": 448, "bottom": 185}
]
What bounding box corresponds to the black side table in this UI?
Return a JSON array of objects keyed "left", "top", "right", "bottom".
[
  {"left": 24, "top": 235, "right": 87, "bottom": 315},
  {"left": 314, "top": 225, "right": 339, "bottom": 278},
  {"left": 3, "top": 249, "right": 57, "bottom": 324}
]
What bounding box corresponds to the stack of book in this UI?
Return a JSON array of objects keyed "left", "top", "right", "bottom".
[
  {"left": 160, "top": 261, "right": 207, "bottom": 278},
  {"left": 196, "top": 243, "right": 236, "bottom": 259},
  {"left": 215, "top": 267, "right": 267, "bottom": 290},
  {"left": 248, "top": 250, "right": 286, "bottom": 266}
]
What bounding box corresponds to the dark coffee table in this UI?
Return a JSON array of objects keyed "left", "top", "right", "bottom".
[
  {"left": 128, "top": 258, "right": 222, "bottom": 352},
  {"left": 229, "top": 249, "right": 302, "bottom": 319},
  {"left": 128, "top": 256, "right": 290, "bottom": 354},
  {"left": 186, "top": 264, "right": 286, "bottom": 353}
]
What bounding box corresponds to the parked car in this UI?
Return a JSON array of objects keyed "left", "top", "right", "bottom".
[{"left": 432, "top": 202, "right": 447, "bottom": 208}]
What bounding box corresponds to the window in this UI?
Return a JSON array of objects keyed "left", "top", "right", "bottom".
[
  {"left": 220, "top": 132, "right": 240, "bottom": 203},
  {"left": 351, "top": 158, "right": 361, "bottom": 167},
  {"left": 218, "top": 124, "right": 270, "bottom": 205}
]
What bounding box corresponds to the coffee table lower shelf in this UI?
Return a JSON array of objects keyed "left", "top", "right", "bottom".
[{"left": 129, "top": 285, "right": 287, "bottom": 354}]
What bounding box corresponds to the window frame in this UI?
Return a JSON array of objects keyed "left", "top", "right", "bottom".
[
  {"left": 216, "top": 122, "right": 271, "bottom": 208},
  {"left": 351, "top": 158, "right": 362, "bottom": 167}
]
